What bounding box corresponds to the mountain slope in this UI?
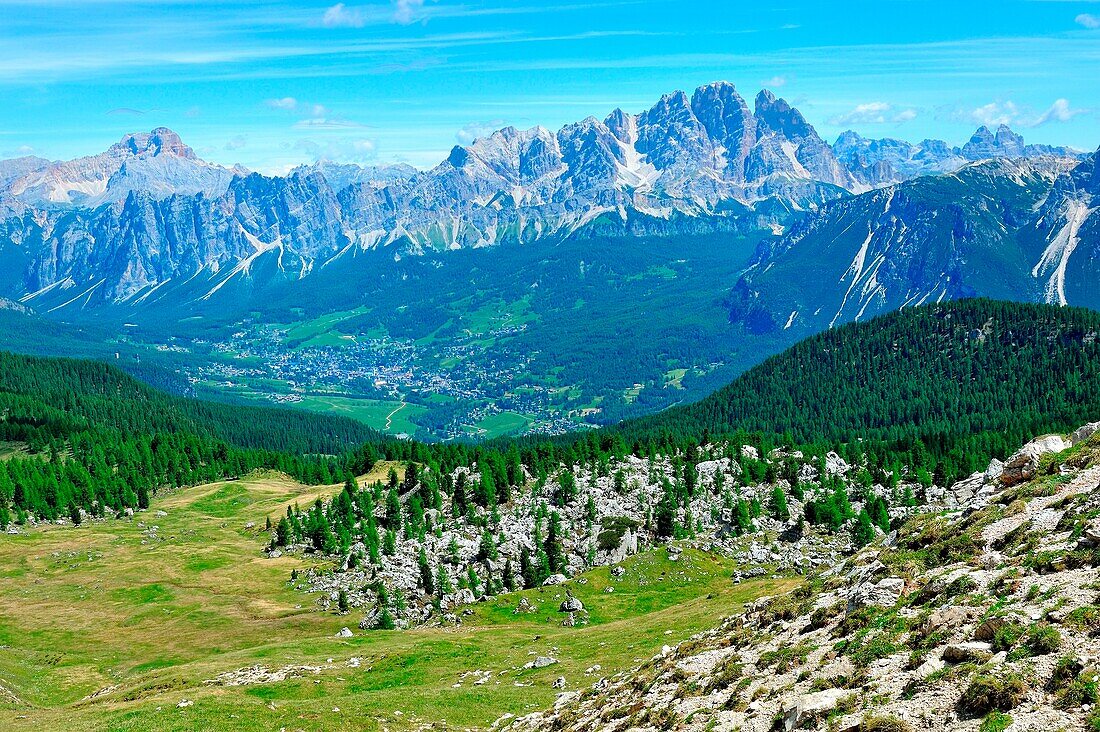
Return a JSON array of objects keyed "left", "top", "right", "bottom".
[
  {"left": 728, "top": 155, "right": 1094, "bottom": 337},
  {"left": 504, "top": 425, "right": 1100, "bottom": 732},
  {"left": 621, "top": 300, "right": 1100, "bottom": 481},
  {"left": 0, "top": 350, "right": 383, "bottom": 455}
]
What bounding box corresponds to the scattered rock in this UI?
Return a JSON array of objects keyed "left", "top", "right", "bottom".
[
  {"left": 525, "top": 656, "right": 558, "bottom": 669},
  {"left": 780, "top": 689, "right": 849, "bottom": 732},
  {"left": 559, "top": 590, "right": 584, "bottom": 613},
  {"left": 335, "top": 627, "right": 353, "bottom": 638},
  {"left": 848, "top": 576, "right": 904, "bottom": 611},
  {"left": 943, "top": 641, "right": 993, "bottom": 664}
]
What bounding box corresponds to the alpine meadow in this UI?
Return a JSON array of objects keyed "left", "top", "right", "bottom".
[{"left": 1, "top": 2, "right": 1099, "bottom": 731}]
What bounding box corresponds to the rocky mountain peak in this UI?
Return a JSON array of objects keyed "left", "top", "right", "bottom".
[
  {"left": 961, "top": 124, "right": 1026, "bottom": 159},
  {"left": 111, "top": 127, "right": 196, "bottom": 160},
  {"left": 603, "top": 107, "right": 633, "bottom": 143},
  {"left": 754, "top": 89, "right": 814, "bottom": 139},
  {"left": 691, "top": 81, "right": 754, "bottom": 143}
]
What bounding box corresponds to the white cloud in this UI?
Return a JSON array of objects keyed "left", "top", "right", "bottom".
[
  {"left": 266, "top": 97, "right": 299, "bottom": 111},
  {"left": 294, "top": 137, "right": 377, "bottom": 162},
  {"left": 967, "top": 100, "right": 1020, "bottom": 127},
  {"left": 829, "top": 102, "right": 917, "bottom": 126},
  {"left": 960, "top": 98, "right": 1085, "bottom": 128},
  {"left": 2, "top": 144, "right": 36, "bottom": 157},
  {"left": 1033, "top": 98, "right": 1085, "bottom": 126},
  {"left": 322, "top": 3, "right": 365, "bottom": 29},
  {"left": 455, "top": 120, "right": 506, "bottom": 145},
  {"left": 1076, "top": 13, "right": 1100, "bottom": 29},
  {"left": 106, "top": 107, "right": 146, "bottom": 116},
  {"left": 393, "top": 0, "right": 431, "bottom": 24},
  {"left": 761, "top": 75, "right": 786, "bottom": 89},
  {"left": 294, "top": 116, "right": 368, "bottom": 130},
  {"left": 224, "top": 135, "right": 247, "bottom": 151}
]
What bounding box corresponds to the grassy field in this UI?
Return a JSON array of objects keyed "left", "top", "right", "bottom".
[
  {"left": 293, "top": 395, "right": 425, "bottom": 437},
  {"left": 0, "top": 470, "right": 794, "bottom": 731},
  {"left": 473, "top": 411, "right": 533, "bottom": 438}
]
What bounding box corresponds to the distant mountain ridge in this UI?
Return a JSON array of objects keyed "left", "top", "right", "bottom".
[
  {"left": 726, "top": 151, "right": 1099, "bottom": 337},
  {"left": 0, "top": 82, "right": 1089, "bottom": 312},
  {"left": 834, "top": 123, "right": 1083, "bottom": 186}
]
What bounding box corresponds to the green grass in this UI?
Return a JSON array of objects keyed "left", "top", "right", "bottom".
[
  {"left": 293, "top": 395, "right": 426, "bottom": 437},
  {"left": 474, "top": 411, "right": 533, "bottom": 438},
  {"left": 0, "top": 471, "right": 791, "bottom": 731},
  {"left": 281, "top": 307, "right": 369, "bottom": 346}
]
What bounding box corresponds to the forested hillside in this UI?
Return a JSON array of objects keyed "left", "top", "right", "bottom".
[
  {"left": 4, "top": 300, "right": 1099, "bottom": 528},
  {"left": 0, "top": 352, "right": 383, "bottom": 522},
  {"left": 0, "top": 352, "right": 381, "bottom": 454},
  {"left": 623, "top": 299, "right": 1100, "bottom": 484}
]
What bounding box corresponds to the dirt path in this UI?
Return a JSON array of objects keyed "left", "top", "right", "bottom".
[{"left": 384, "top": 401, "right": 407, "bottom": 431}]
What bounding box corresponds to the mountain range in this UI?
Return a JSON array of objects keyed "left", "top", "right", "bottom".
[
  {"left": 0, "top": 81, "right": 1090, "bottom": 314},
  {"left": 728, "top": 152, "right": 1099, "bottom": 336}
]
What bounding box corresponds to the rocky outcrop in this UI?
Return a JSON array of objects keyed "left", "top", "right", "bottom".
[
  {"left": 1000, "top": 434, "right": 1069, "bottom": 485},
  {"left": 500, "top": 424, "right": 1100, "bottom": 732}
]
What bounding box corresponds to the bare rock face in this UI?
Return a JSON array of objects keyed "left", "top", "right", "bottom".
[
  {"left": 942, "top": 641, "right": 993, "bottom": 664},
  {"left": 1001, "top": 435, "right": 1069, "bottom": 485},
  {"left": 847, "top": 576, "right": 905, "bottom": 612},
  {"left": 1070, "top": 422, "right": 1100, "bottom": 446},
  {"left": 780, "top": 688, "right": 849, "bottom": 732},
  {"left": 559, "top": 591, "right": 584, "bottom": 613}
]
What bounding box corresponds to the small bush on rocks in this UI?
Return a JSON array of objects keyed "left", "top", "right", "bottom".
[
  {"left": 978, "top": 711, "right": 1013, "bottom": 732},
  {"left": 860, "top": 714, "right": 912, "bottom": 732},
  {"left": 957, "top": 674, "right": 1028, "bottom": 717},
  {"left": 1025, "top": 623, "right": 1061, "bottom": 655}
]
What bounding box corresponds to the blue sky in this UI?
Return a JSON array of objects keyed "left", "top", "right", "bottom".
[{"left": 2, "top": 0, "right": 1098, "bottom": 172}]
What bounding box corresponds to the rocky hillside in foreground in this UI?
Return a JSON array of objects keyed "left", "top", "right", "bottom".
[{"left": 501, "top": 424, "right": 1100, "bottom": 732}]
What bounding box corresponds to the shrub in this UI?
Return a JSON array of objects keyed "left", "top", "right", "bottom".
[
  {"left": 1051, "top": 661, "right": 1099, "bottom": 710},
  {"left": 979, "top": 711, "right": 1013, "bottom": 732},
  {"left": 1050, "top": 655, "right": 1084, "bottom": 691},
  {"left": 860, "top": 713, "right": 912, "bottom": 732},
  {"left": 1025, "top": 623, "right": 1061, "bottom": 655},
  {"left": 989, "top": 621, "right": 1023, "bottom": 653},
  {"left": 1065, "top": 605, "right": 1100, "bottom": 634},
  {"left": 957, "top": 674, "right": 1028, "bottom": 717},
  {"left": 758, "top": 643, "right": 812, "bottom": 672},
  {"left": 849, "top": 634, "right": 901, "bottom": 668}
]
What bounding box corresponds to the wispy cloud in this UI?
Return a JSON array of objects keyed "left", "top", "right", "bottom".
[
  {"left": 322, "top": 3, "right": 365, "bottom": 29},
  {"left": 455, "top": 119, "right": 507, "bottom": 145},
  {"left": 957, "top": 97, "right": 1085, "bottom": 128},
  {"left": 224, "top": 135, "right": 247, "bottom": 151},
  {"left": 761, "top": 75, "right": 786, "bottom": 88},
  {"left": 293, "top": 117, "right": 370, "bottom": 130},
  {"left": 1076, "top": 13, "right": 1100, "bottom": 29},
  {"left": 294, "top": 136, "right": 377, "bottom": 163},
  {"left": 393, "top": 0, "right": 431, "bottom": 25},
  {"left": 106, "top": 107, "right": 147, "bottom": 116},
  {"left": 265, "top": 97, "right": 299, "bottom": 111},
  {"left": 266, "top": 97, "right": 330, "bottom": 117},
  {"left": 1033, "top": 98, "right": 1086, "bottom": 125},
  {"left": 828, "top": 102, "right": 918, "bottom": 125}
]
